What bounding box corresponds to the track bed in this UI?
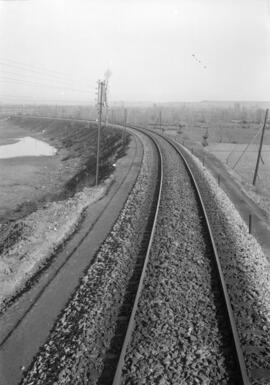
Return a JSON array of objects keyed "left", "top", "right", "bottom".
[{"left": 114, "top": 133, "right": 246, "bottom": 385}]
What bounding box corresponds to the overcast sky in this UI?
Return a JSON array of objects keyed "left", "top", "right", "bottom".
[{"left": 0, "top": 0, "right": 270, "bottom": 103}]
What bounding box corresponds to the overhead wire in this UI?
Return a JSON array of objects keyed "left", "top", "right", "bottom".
[
  {"left": 0, "top": 67, "right": 90, "bottom": 91},
  {"left": 0, "top": 75, "right": 90, "bottom": 94},
  {"left": 0, "top": 57, "right": 91, "bottom": 86},
  {"left": 0, "top": 93, "right": 73, "bottom": 103},
  {"left": 0, "top": 57, "right": 75, "bottom": 77},
  {"left": 0, "top": 57, "right": 96, "bottom": 99},
  {"left": 0, "top": 57, "right": 98, "bottom": 104}
]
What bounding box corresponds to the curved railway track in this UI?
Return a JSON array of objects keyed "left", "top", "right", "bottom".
[
  {"left": 97, "top": 133, "right": 163, "bottom": 385},
  {"left": 100, "top": 125, "right": 251, "bottom": 385},
  {"left": 161, "top": 133, "right": 250, "bottom": 385},
  {"left": 1, "top": 116, "right": 252, "bottom": 385}
]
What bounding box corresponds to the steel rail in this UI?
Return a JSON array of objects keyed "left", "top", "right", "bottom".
[
  {"left": 128, "top": 124, "right": 251, "bottom": 385},
  {"left": 111, "top": 132, "right": 164, "bottom": 385},
  {"left": 166, "top": 136, "right": 250, "bottom": 385}
]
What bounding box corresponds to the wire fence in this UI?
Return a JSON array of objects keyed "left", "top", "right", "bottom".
[{"left": 206, "top": 139, "right": 270, "bottom": 190}]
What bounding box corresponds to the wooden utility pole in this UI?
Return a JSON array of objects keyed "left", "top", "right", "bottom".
[
  {"left": 122, "top": 108, "right": 127, "bottom": 147},
  {"left": 96, "top": 80, "right": 104, "bottom": 186},
  {"left": 104, "top": 80, "right": 109, "bottom": 127},
  {"left": 104, "top": 69, "right": 111, "bottom": 127},
  {"left": 159, "top": 110, "right": 162, "bottom": 132},
  {"left": 253, "top": 108, "right": 269, "bottom": 186}
]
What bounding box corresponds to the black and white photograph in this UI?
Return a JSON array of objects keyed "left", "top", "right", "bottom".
[{"left": 0, "top": 1, "right": 270, "bottom": 384}]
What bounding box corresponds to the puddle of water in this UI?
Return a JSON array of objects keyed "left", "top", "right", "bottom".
[{"left": 0, "top": 137, "right": 57, "bottom": 159}]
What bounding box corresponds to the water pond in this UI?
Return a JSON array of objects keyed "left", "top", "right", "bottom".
[{"left": 0, "top": 137, "right": 57, "bottom": 159}]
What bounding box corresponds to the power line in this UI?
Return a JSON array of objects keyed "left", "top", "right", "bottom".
[
  {"left": 0, "top": 57, "right": 99, "bottom": 103},
  {"left": 0, "top": 91, "right": 93, "bottom": 104},
  {"left": 0, "top": 68, "right": 90, "bottom": 92},
  {"left": 0, "top": 57, "right": 90, "bottom": 85},
  {"left": 0, "top": 75, "right": 90, "bottom": 94},
  {"left": 0, "top": 61, "right": 76, "bottom": 84},
  {"left": 0, "top": 95, "right": 77, "bottom": 103},
  {"left": 0, "top": 66, "right": 86, "bottom": 87}
]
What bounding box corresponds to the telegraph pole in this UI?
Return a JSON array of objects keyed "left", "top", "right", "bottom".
[
  {"left": 104, "top": 80, "right": 109, "bottom": 128},
  {"left": 96, "top": 80, "right": 105, "bottom": 186},
  {"left": 253, "top": 108, "right": 269, "bottom": 186},
  {"left": 111, "top": 109, "right": 114, "bottom": 124},
  {"left": 159, "top": 109, "right": 162, "bottom": 132},
  {"left": 104, "top": 69, "right": 111, "bottom": 127},
  {"left": 122, "top": 107, "right": 127, "bottom": 147}
]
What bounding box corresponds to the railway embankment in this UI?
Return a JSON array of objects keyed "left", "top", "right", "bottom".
[{"left": 0, "top": 116, "right": 126, "bottom": 312}]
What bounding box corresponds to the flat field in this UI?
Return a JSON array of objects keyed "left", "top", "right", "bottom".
[
  {"left": 166, "top": 119, "right": 270, "bottom": 218},
  {"left": 207, "top": 143, "right": 270, "bottom": 190},
  {"left": 167, "top": 119, "right": 270, "bottom": 186},
  {"left": 168, "top": 120, "right": 270, "bottom": 145}
]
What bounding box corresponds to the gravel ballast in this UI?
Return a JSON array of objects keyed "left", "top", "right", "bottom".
[
  {"left": 121, "top": 136, "right": 241, "bottom": 385},
  {"left": 20, "top": 131, "right": 158, "bottom": 385},
  {"left": 181, "top": 145, "right": 270, "bottom": 385}
]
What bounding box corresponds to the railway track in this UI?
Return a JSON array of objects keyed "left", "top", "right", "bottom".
[
  {"left": 99, "top": 126, "right": 250, "bottom": 385},
  {"left": 97, "top": 134, "right": 163, "bottom": 385},
  {"left": 3, "top": 116, "right": 253, "bottom": 384}
]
